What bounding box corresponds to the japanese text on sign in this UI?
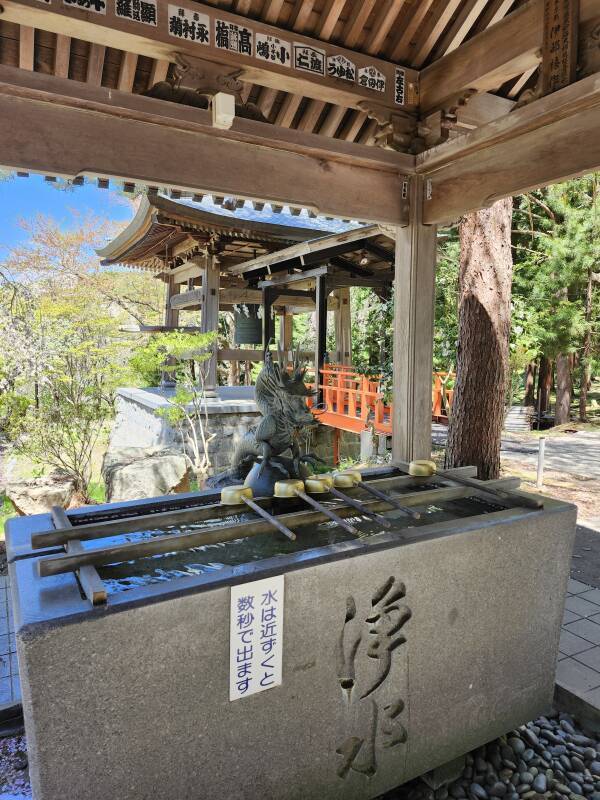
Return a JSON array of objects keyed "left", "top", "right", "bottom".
[
  {"left": 167, "top": 5, "right": 209, "bottom": 43},
  {"left": 255, "top": 33, "right": 291, "bottom": 67},
  {"left": 216, "top": 19, "right": 253, "bottom": 55},
  {"left": 394, "top": 68, "right": 405, "bottom": 106},
  {"left": 542, "top": 0, "right": 577, "bottom": 94},
  {"left": 294, "top": 43, "right": 325, "bottom": 75},
  {"left": 230, "top": 575, "right": 284, "bottom": 701},
  {"left": 358, "top": 66, "right": 386, "bottom": 92},
  {"left": 64, "top": 0, "right": 106, "bottom": 13},
  {"left": 116, "top": 0, "right": 157, "bottom": 26},
  {"left": 327, "top": 54, "right": 356, "bottom": 82}
]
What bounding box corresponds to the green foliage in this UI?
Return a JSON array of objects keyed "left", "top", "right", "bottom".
[
  {"left": 130, "top": 330, "right": 215, "bottom": 385},
  {"left": 433, "top": 233, "right": 459, "bottom": 371},
  {"left": 0, "top": 283, "right": 127, "bottom": 499},
  {"left": 131, "top": 330, "right": 218, "bottom": 482}
]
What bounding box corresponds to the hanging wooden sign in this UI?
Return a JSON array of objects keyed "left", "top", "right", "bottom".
[{"left": 541, "top": 0, "right": 579, "bottom": 94}]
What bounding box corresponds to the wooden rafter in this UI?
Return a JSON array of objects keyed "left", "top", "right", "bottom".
[
  {"left": 18, "top": 24, "right": 34, "bottom": 71},
  {"left": 54, "top": 33, "right": 70, "bottom": 79},
  {"left": 0, "top": 0, "right": 417, "bottom": 113},
  {"left": 420, "top": 0, "right": 598, "bottom": 113},
  {"left": 419, "top": 72, "right": 600, "bottom": 223}
]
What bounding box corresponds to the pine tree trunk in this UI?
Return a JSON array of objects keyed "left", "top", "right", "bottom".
[
  {"left": 555, "top": 353, "right": 572, "bottom": 425},
  {"left": 537, "top": 356, "right": 553, "bottom": 414},
  {"left": 445, "top": 198, "right": 513, "bottom": 480},
  {"left": 524, "top": 362, "right": 536, "bottom": 406},
  {"left": 579, "top": 267, "right": 594, "bottom": 421}
]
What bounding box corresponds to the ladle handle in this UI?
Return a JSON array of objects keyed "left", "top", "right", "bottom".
[
  {"left": 357, "top": 481, "right": 420, "bottom": 520},
  {"left": 243, "top": 497, "right": 296, "bottom": 541},
  {"left": 328, "top": 487, "right": 391, "bottom": 528},
  {"left": 295, "top": 490, "right": 359, "bottom": 536}
]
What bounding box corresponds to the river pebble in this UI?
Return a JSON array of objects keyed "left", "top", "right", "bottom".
[{"left": 381, "top": 711, "right": 600, "bottom": 800}]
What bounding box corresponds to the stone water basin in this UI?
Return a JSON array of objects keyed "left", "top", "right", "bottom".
[
  {"left": 93, "top": 495, "right": 506, "bottom": 595},
  {"left": 4, "top": 474, "right": 577, "bottom": 800}
]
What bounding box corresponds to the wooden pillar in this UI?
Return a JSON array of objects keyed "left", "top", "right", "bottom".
[
  {"left": 333, "top": 287, "right": 352, "bottom": 365},
  {"left": 262, "top": 286, "right": 276, "bottom": 356},
  {"left": 315, "top": 275, "right": 329, "bottom": 403},
  {"left": 392, "top": 177, "right": 437, "bottom": 463},
  {"left": 200, "top": 253, "right": 220, "bottom": 396},
  {"left": 279, "top": 310, "right": 293, "bottom": 356},
  {"left": 161, "top": 274, "right": 179, "bottom": 388}
]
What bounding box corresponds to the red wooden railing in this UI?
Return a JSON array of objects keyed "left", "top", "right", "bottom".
[{"left": 307, "top": 365, "right": 454, "bottom": 438}]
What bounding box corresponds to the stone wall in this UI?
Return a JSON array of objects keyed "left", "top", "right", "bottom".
[
  {"left": 109, "top": 387, "right": 367, "bottom": 477},
  {"left": 109, "top": 389, "right": 262, "bottom": 477}
]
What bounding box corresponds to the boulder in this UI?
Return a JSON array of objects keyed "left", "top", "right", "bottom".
[
  {"left": 102, "top": 446, "right": 191, "bottom": 503},
  {"left": 5, "top": 472, "right": 77, "bottom": 516}
]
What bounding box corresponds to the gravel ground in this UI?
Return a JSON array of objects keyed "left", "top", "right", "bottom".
[
  {"left": 382, "top": 710, "right": 600, "bottom": 800},
  {"left": 0, "top": 735, "right": 29, "bottom": 798},
  {"left": 2, "top": 710, "right": 600, "bottom": 799}
]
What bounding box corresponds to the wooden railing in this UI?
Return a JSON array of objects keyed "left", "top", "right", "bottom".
[{"left": 307, "top": 365, "right": 454, "bottom": 436}]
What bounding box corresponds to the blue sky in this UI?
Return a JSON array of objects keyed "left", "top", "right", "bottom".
[
  {"left": 0, "top": 175, "right": 134, "bottom": 255},
  {"left": 0, "top": 174, "right": 356, "bottom": 259}
]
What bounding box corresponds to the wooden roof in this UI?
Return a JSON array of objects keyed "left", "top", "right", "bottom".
[
  {"left": 97, "top": 193, "right": 329, "bottom": 271},
  {"left": 222, "top": 222, "right": 395, "bottom": 289},
  {"left": 0, "top": 0, "right": 533, "bottom": 155}
]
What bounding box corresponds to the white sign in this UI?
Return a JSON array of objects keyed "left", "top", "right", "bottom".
[
  {"left": 327, "top": 54, "right": 356, "bottom": 82},
  {"left": 167, "top": 5, "right": 210, "bottom": 43},
  {"left": 256, "top": 33, "right": 291, "bottom": 67},
  {"left": 64, "top": 0, "right": 106, "bottom": 13},
  {"left": 230, "top": 575, "right": 284, "bottom": 701},
  {"left": 358, "top": 65, "right": 386, "bottom": 93},
  {"left": 116, "top": 0, "right": 157, "bottom": 26},
  {"left": 395, "top": 67, "right": 406, "bottom": 105},
  {"left": 293, "top": 43, "right": 325, "bottom": 76},
  {"left": 215, "top": 19, "right": 253, "bottom": 56}
]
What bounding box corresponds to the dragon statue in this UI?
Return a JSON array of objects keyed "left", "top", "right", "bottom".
[{"left": 211, "top": 347, "right": 325, "bottom": 494}]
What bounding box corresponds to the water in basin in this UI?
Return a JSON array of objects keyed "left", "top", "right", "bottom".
[{"left": 92, "top": 495, "right": 504, "bottom": 596}]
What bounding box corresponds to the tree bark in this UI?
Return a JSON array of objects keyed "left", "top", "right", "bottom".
[
  {"left": 524, "top": 361, "right": 536, "bottom": 406},
  {"left": 555, "top": 353, "right": 572, "bottom": 425},
  {"left": 537, "top": 356, "right": 553, "bottom": 415},
  {"left": 445, "top": 198, "right": 513, "bottom": 480},
  {"left": 579, "top": 267, "right": 594, "bottom": 421}
]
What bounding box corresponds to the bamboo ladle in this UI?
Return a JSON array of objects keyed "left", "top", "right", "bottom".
[
  {"left": 309, "top": 474, "right": 392, "bottom": 528},
  {"left": 221, "top": 486, "right": 296, "bottom": 541},
  {"left": 338, "top": 469, "right": 421, "bottom": 520},
  {"left": 274, "top": 479, "right": 359, "bottom": 536}
]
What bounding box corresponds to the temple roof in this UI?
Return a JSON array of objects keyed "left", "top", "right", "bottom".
[{"left": 97, "top": 194, "right": 331, "bottom": 273}]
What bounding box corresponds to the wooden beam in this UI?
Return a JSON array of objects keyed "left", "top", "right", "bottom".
[
  {"left": 0, "top": 0, "right": 418, "bottom": 113},
  {"left": 19, "top": 25, "right": 34, "bottom": 71},
  {"left": 219, "top": 287, "right": 316, "bottom": 307},
  {"left": 392, "top": 176, "right": 437, "bottom": 463},
  {"left": 149, "top": 58, "right": 170, "bottom": 87},
  {"left": 224, "top": 226, "right": 382, "bottom": 276},
  {"left": 217, "top": 347, "right": 314, "bottom": 361},
  {"left": 117, "top": 51, "right": 138, "bottom": 93},
  {"left": 0, "top": 66, "right": 410, "bottom": 225},
  {"left": 333, "top": 286, "right": 352, "bottom": 364},
  {"left": 420, "top": 0, "right": 597, "bottom": 113},
  {"left": 201, "top": 254, "right": 220, "bottom": 392},
  {"left": 365, "top": 0, "right": 407, "bottom": 56},
  {"left": 419, "top": 71, "right": 600, "bottom": 223},
  {"left": 170, "top": 288, "right": 202, "bottom": 310},
  {"left": 411, "top": 0, "right": 463, "bottom": 68},
  {"left": 54, "top": 33, "right": 71, "bottom": 79},
  {"left": 314, "top": 274, "right": 329, "bottom": 401},
  {"left": 434, "top": 0, "right": 489, "bottom": 57},
  {"left": 262, "top": 285, "right": 276, "bottom": 352},
  {"left": 86, "top": 43, "right": 105, "bottom": 86}
]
